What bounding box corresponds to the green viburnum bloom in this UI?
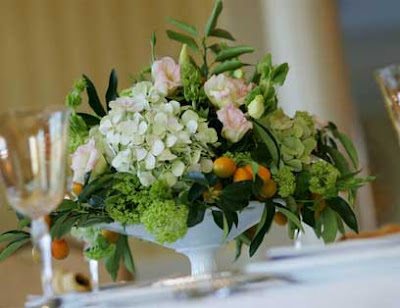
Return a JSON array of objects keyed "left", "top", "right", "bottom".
[
  {"left": 65, "top": 77, "right": 86, "bottom": 110},
  {"left": 179, "top": 44, "right": 206, "bottom": 105},
  {"left": 309, "top": 160, "right": 341, "bottom": 198},
  {"left": 140, "top": 200, "right": 188, "bottom": 244},
  {"left": 274, "top": 166, "right": 296, "bottom": 198},
  {"left": 223, "top": 151, "right": 252, "bottom": 167},
  {"left": 68, "top": 114, "right": 89, "bottom": 153},
  {"left": 84, "top": 234, "right": 115, "bottom": 260},
  {"left": 105, "top": 173, "right": 150, "bottom": 225},
  {"left": 264, "top": 109, "right": 317, "bottom": 171}
]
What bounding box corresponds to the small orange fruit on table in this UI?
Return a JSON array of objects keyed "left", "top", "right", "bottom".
[
  {"left": 213, "top": 157, "right": 237, "bottom": 178},
  {"left": 244, "top": 164, "right": 271, "bottom": 181},
  {"left": 274, "top": 212, "right": 287, "bottom": 226},
  {"left": 233, "top": 167, "right": 253, "bottom": 182},
  {"left": 101, "top": 229, "right": 120, "bottom": 244},
  {"left": 51, "top": 238, "right": 69, "bottom": 260},
  {"left": 72, "top": 182, "right": 83, "bottom": 196},
  {"left": 259, "top": 179, "right": 277, "bottom": 199}
]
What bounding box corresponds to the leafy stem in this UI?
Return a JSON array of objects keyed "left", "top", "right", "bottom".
[{"left": 202, "top": 37, "right": 209, "bottom": 78}]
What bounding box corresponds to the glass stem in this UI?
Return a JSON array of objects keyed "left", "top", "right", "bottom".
[
  {"left": 89, "top": 259, "right": 99, "bottom": 292},
  {"left": 31, "top": 217, "right": 53, "bottom": 298}
]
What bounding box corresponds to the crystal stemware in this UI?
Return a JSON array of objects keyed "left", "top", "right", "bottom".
[
  {"left": 0, "top": 107, "right": 70, "bottom": 299},
  {"left": 375, "top": 64, "right": 400, "bottom": 142}
]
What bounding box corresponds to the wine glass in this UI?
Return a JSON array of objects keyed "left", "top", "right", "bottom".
[
  {"left": 375, "top": 64, "right": 400, "bottom": 142},
  {"left": 0, "top": 106, "right": 70, "bottom": 299}
]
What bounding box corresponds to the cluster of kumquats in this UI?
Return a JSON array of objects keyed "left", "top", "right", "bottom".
[{"left": 205, "top": 156, "right": 287, "bottom": 226}]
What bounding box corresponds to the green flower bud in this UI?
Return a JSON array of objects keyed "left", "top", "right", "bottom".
[{"left": 248, "top": 94, "right": 265, "bottom": 119}]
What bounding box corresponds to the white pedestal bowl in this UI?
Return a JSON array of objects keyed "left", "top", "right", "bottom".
[{"left": 101, "top": 202, "right": 264, "bottom": 276}]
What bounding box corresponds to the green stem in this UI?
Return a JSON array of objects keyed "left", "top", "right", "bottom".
[{"left": 202, "top": 38, "right": 208, "bottom": 78}]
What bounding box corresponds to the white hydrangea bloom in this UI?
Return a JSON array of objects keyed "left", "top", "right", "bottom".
[{"left": 98, "top": 81, "right": 218, "bottom": 187}]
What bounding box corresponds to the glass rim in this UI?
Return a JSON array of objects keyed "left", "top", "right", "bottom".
[{"left": 0, "top": 105, "right": 70, "bottom": 121}]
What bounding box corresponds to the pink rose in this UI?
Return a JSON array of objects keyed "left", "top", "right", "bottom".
[
  {"left": 151, "top": 57, "right": 181, "bottom": 96},
  {"left": 204, "top": 74, "right": 252, "bottom": 109},
  {"left": 71, "top": 138, "right": 100, "bottom": 184},
  {"left": 217, "top": 103, "right": 253, "bottom": 143}
]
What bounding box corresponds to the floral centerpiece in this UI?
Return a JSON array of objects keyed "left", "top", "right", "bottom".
[{"left": 0, "top": 0, "right": 374, "bottom": 280}]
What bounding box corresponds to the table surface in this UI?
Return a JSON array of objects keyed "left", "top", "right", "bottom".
[{"left": 28, "top": 240, "right": 400, "bottom": 308}]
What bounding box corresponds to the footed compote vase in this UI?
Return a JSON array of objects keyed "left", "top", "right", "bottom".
[{"left": 101, "top": 202, "right": 264, "bottom": 276}]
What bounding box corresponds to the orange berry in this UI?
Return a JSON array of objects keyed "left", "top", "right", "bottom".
[
  {"left": 101, "top": 230, "right": 120, "bottom": 244},
  {"left": 51, "top": 238, "right": 69, "bottom": 260},
  {"left": 233, "top": 167, "right": 253, "bottom": 182},
  {"left": 259, "top": 179, "right": 277, "bottom": 199},
  {"left": 72, "top": 182, "right": 83, "bottom": 196},
  {"left": 213, "top": 157, "right": 237, "bottom": 178},
  {"left": 203, "top": 182, "right": 223, "bottom": 203},
  {"left": 244, "top": 164, "right": 271, "bottom": 181},
  {"left": 274, "top": 212, "right": 287, "bottom": 226}
]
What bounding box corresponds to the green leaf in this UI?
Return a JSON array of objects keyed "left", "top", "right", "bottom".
[
  {"left": 188, "top": 183, "right": 208, "bottom": 203},
  {"left": 78, "top": 174, "right": 115, "bottom": 202},
  {"left": 271, "top": 63, "right": 289, "bottom": 85},
  {"left": 209, "top": 28, "right": 235, "bottom": 41},
  {"left": 56, "top": 199, "right": 78, "bottom": 212},
  {"left": 321, "top": 206, "right": 338, "bottom": 243},
  {"left": 167, "top": 17, "right": 197, "bottom": 36},
  {"left": 329, "top": 123, "right": 359, "bottom": 169},
  {"left": 78, "top": 215, "right": 113, "bottom": 228},
  {"left": 121, "top": 235, "right": 135, "bottom": 275},
  {"left": 205, "top": 0, "right": 223, "bottom": 37},
  {"left": 234, "top": 238, "right": 243, "bottom": 261},
  {"left": 77, "top": 113, "right": 100, "bottom": 127},
  {"left": 215, "top": 46, "right": 254, "bottom": 62},
  {"left": 212, "top": 210, "right": 223, "bottom": 229},
  {"left": 83, "top": 74, "right": 106, "bottom": 117},
  {"left": 212, "top": 59, "right": 249, "bottom": 75},
  {"left": 249, "top": 202, "right": 275, "bottom": 257},
  {"left": 276, "top": 206, "right": 304, "bottom": 232},
  {"left": 105, "top": 236, "right": 124, "bottom": 281},
  {"left": 221, "top": 181, "right": 253, "bottom": 211},
  {"left": 0, "top": 230, "right": 30, "bottom": 244},
  {"left": 50, "top": 212, "right": 70, "bottom": 238},
  {"left": 56, "top": 215, "right": 80, "bottom": 239},
  {"left": 222, "top": 213, "right": 229, "bottom": 242},
  {"left": 166, "top": 30, "right": 199, "bottom": 52},
  {"left": 253, "top": 121, "right": 279, "bottom": 164},
  {"left": 327, "top": 196, "right": 358, "bottom": 233},
  {"left": 336, "top": 213, "right": 345, "bottom": 235},
  {"left": 323, "top": 145, "right": 350, "bottom": 174},
  {"left": 17, "top": 217, "right": 31, "bottom": 230},
  {"left": 105, "top": 69, "right": 118, "bottom": 109},
  {"left": 187, "top": 203, "right": 206, "bottom": 227},
  {"left": 87, "top": 195, "right": 106, "bottom": 208},
  {"left": 0, "top": 237, "right": 30, "bottom": 261},
  {"left": 208, "top": 43, "right": 222, "bottom": 54}
]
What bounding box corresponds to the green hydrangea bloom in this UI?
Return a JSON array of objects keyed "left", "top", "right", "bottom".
[
  {"left": 84, "top": 234, "right": 115, "bottom": 260},
  {"left": 265, "top": 109, "right": 317, "bottom": 171},
  {"left": 274, "top": 166, "right": 296, "bottom": 198},
  {"left": 70, "top": 226, "right": 99, "bottom": 245},
  {"left": 140, "top": 200, "right": 188, "bottom": 244},
  {"left": 309, "top": 160, "right": 341, "bottom": 198}
]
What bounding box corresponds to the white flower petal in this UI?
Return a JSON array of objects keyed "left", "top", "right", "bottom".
[
  {"left": 171, "top": 160, "right": 185, "bottom": 177},
  {"left": 165, "top": 134, "right": 178, "bottom": 147},
  {"left": 151, "top": 139, "right": 165, "bottom": 156},
  {"left": 161, "top": 172, "right": 177, "bottom": 187},
  {"left": 186, "top": 120, "right": 198, "bottom": 134},
  {"left": 200, "top": 158, "right": 214, "bottom": 173},
  {"left": 158, "top": 149, "right": 177, "bottom": 161},
  {"left": 138, "top": 171, "right": 155, "bottom": 187},
  {"left": 135, "top": 148, "right": 147, "bottom": 161},
  {"left": 182, "top": 110, "right": 199, "bottom": 124},
  {"left": 138, "top": 121, "right": 148, "bottom": 135},
  {"left": 145, "top": 154, "right": 156, "bottom": 170}
]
